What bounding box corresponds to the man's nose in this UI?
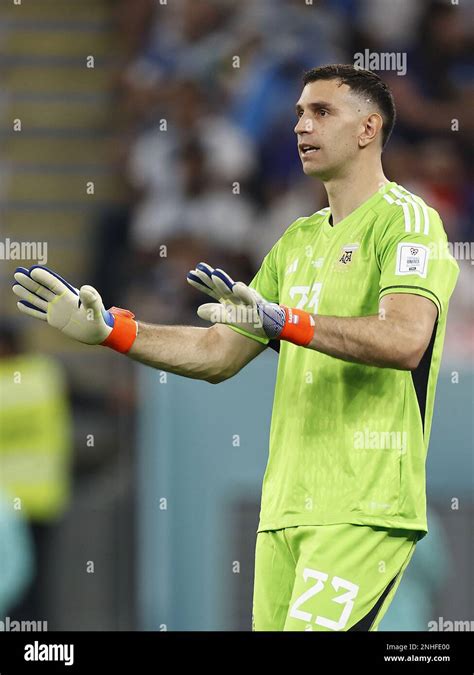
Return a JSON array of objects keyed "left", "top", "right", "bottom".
[{"left": 294, "top": 116, "right": 308, "bottom": 135}]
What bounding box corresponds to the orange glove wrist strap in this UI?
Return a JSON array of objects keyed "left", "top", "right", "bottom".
[
  {"left": 102, "top": 307, "right": 138, "bottom": 353},
  {"left": 278, "top": 306, "right": 315, "bottom": 346}
]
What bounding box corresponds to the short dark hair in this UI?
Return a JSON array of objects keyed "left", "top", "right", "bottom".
[{"left": 302, "top": 64, "right": 396, "bottom": 149}]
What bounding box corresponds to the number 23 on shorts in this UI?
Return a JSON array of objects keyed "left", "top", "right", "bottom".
[{"left": 288, "top": 568, "right": 359, "bottom": 631}]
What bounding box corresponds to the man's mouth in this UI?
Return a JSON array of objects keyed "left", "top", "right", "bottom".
[{"left": 299, "top": 143, "right": 320, "bottom": 156}]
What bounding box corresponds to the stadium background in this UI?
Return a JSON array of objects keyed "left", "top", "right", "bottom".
[{"left": 0, "top": 0, "right": 472, "bottom": 631}]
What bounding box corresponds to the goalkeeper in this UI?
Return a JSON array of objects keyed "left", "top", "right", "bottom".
[{"left": 13, "top": 65, "right": 459, "bottom": 631}]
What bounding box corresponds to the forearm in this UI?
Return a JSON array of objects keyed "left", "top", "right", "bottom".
[
  {"left": 307, "top": 313, "right": 419, "bottom": 369},
  {"left": 127, "top": 322, "right": 224, "bottom": 382}
]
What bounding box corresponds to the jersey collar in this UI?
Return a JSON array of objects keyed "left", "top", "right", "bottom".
[{"left": 321, "top": 181, "right": 398, "bottom": 237}]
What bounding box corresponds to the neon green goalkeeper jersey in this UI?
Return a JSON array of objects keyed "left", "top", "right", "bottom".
[{"left": 237, "top": 181, "right": 459, "bottom": 537}]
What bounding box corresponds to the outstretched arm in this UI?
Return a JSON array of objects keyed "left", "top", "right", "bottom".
[
  {"left": 186, "top": 263, "right": 439, "bottom": 371},
  {"left": 128, "top": 322, "right": 266, "bottom": 383},
  {"left": 305, "top": 293, "right": 438, "bottom": 370},
  {"left": 12, "top": 265, "right": 266, "bottom": 384}
]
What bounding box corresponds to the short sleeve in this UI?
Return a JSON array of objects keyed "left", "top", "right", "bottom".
[{"left": 377, "top": 207, "right": 459, "bottom": 318}]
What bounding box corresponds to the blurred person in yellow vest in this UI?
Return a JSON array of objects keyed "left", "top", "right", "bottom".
[{"left": 0, "top": 321, "right": 73, "bottom": 620}]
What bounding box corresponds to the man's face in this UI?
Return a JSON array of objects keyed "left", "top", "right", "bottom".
[{"left": 294, "top": 79, "right": 370, "bottom": 180}]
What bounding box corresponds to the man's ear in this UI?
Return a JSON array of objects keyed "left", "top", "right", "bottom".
[{"left": 359, "top": 112, "right": 383, "bottom": 148}]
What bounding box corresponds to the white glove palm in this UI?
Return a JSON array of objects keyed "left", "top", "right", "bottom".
[
  {"left": 13, "top": 265, "right": 113, "bottom": 345},
  {"left": 187, "top": 262, "right": 285, "bottom": 343}
]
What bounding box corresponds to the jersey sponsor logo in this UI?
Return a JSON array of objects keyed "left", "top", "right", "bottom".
[
  {"left": 396, "top": 242, "right": 429, "bottom": 277},
  {"left": 285, "top": 258, "right": 299, "bottom": 275}
]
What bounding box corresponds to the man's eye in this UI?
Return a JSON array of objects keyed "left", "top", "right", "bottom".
[{"left": 319, "top": 109, "right": 328, "bottom": 117}]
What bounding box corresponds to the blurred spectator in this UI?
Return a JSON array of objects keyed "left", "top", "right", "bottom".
[
  {"left": 125, "top": 135, "right": 256, "bottom": 325},
  {"left": 0, "top": 323, "right": 73, "bottom": 621},
  {"left": 355, "top": 0, "right": 426, "bottom": 50},
  {"left": 131, "top": 136, "right": 255, "bottom": 254},
  {"left": 128, "top": 79, "right": 256, "bottom": 198},
  {"left": 120, "top": 0, "right": 238, "bottom": 113},
  {"left": 125, "top": 233, "right": 255, "bottom": 327},
  {"left": 384, "top": 1, "right": 472, "bottom": 140},
  {"left": 249, "top": 177, "right": 324, "bottom": 268},
  {"left": 404, "top": 138, "right": 471, "bottom": 242}
]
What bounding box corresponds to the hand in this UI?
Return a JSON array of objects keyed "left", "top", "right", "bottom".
[
  {"left": 187, "top": 262, "right": 286, "bottom": 343},
  {"left": 12, "top": 265, "right": 137, "bottom": 352}
]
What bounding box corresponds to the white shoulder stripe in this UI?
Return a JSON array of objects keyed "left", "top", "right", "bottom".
[
  {"left": 399, "top": 199, "right": 412, "bottom": 233},
  {"left": 386, "top": 188, "right": 412, "bottom": 232},
  {"left": 397, "top": 186, "right": 430, "bottom": 235},
  {"left": 383, "top": 191, "right": 410, "bottom": 230},
  {"left": 391, "top": 187, "right": 421, "bottom": 233},
  {"left": 382, "top": 186, "right": 430, "bottom": 235}
]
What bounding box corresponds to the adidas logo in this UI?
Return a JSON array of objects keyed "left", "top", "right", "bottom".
[{"left": 286, "top": 258, "right": 299, "bottom": 275}]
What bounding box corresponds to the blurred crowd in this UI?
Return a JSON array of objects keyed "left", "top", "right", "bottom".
[{"left": 91, "top": 0, "right": 474, "bottom": 356}]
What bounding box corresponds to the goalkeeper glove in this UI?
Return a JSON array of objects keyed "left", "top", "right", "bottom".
[
  {"left": 187, "top": 262, "right": 315, "bottom": 347},
  {"left": 12, "top": 265, "right": 138, "bottom": 353}
]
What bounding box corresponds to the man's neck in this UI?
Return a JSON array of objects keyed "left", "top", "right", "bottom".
[{"left": 324, "top": 163, "right": 390, "bottom": 226}]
